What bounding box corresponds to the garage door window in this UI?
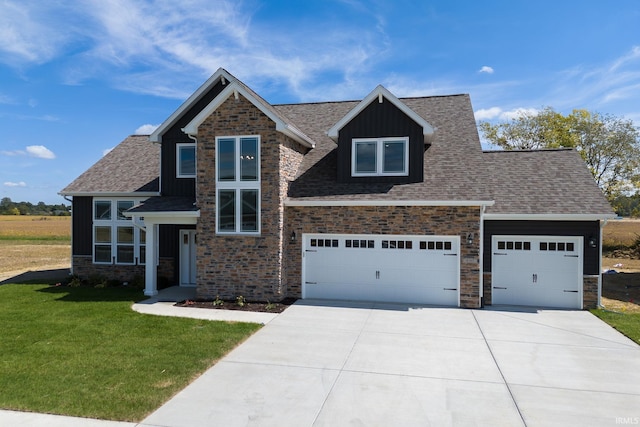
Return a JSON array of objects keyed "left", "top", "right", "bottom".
[
  {"left": 382, "top": 240, "right": 412, "bottom": 249},
  {"left": 497, "top": 240, "right": 531, "bottom": 251},
  {"left": 346, "top": 239, "right": 374, "bottom": 248},
  {"left": 540, "top": 241, "right": 575, "bottom": 251},
  {"left": 310, "top": 238, "right": 339, "bottom": 248},
  {"left": 420, "top": 240, "right": 452, "bottom": 250}
]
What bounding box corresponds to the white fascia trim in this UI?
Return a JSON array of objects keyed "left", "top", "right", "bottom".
[
  {"left": 150, "top": 68, "right": 234, "bottom": 143},
  {"left": 58, "top": 192, "right": 160, "bottom": 198},
  {"left": 284, "top": 199, "right": 495, "bottom": 207},
  {"left": 125, "top": 211, "right": 200, "bottom": 218},
  {"left": 182, "top": 82, "right": 315, "bottom": 148},
  {"left": 326, "top": 85, "right": 435, "bottom": 143},
  {"left": 484, "top": 213, "right": 617, "bottom": 221}
]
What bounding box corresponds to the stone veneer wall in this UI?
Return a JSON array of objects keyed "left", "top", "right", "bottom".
[
  {"left": 72, "top": 255, "right": 174, "bottom": 285},
  {"left": 482, "top": 272, "right": 492, "bottom": 306},
  {"left": 583, "top": 275, "right": 599, "bottom": 309},
  {"left": 195, "top": 94, "right": 307, "bottom": 301},
  {"left": 284, "top": 205, "right": 482, "bottom": 308}
]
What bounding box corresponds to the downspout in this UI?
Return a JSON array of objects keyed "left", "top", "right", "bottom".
[{"left": 185, "top": 132, "right": 199, "bottom": 208}]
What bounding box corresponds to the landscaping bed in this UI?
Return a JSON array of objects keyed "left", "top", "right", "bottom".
[{"left": 176, "top": 297, "right": 297, "bottom": 313}]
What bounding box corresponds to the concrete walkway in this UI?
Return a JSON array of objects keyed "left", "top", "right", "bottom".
[{"left": 2, "top": 295, "right": 639, "bottom": 426}]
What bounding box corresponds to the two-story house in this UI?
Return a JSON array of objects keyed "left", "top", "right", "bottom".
[{"left": 60, "top": 68, "right": 614, "bottom": 309}]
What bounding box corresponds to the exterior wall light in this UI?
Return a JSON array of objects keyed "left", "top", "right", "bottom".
[
  {"left": 467, "top": 232, "right": 474, "bottom": 245},
  {"left": 290, "top": 231, "right": 296, "bottom": 243},
  {"left": 588, "top": 235, "right": 597, "bottom": 248}
]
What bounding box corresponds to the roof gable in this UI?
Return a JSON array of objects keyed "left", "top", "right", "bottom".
[
  {"left": 327, "top": 85, "right": 435, "bottom": 144},
  {"left": 181, "top": 80, "right": 315, "bottom": 148},
  {"left": 150, "top": 68, "right": 235, "bottom": 143}
]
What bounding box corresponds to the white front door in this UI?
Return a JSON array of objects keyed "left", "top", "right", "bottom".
[
  {"left": 179, "top": 230, "right": 197, "bottom": 287},
  {"left": 303, "top": 234, "right": 460, "bottom": 306},
  {"left": 492, "top": 236, "right": 583, "bottom": 309}
]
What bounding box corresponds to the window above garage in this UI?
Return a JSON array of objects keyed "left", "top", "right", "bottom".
[{"left": 352, "top": 137, "right": 409, "bottom": 177}]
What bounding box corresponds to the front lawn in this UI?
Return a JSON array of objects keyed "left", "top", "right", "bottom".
[
  {"left": 591, "top": 309, "right": 640, "bottom": 345},
  {"left": 0, "top": 283, "right": 261, "bottom": 421}
]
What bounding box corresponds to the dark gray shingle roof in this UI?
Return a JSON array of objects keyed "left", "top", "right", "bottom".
[
  {"left": 60, "top": 135, "right": 159, "bottom": 195},
  {"left": 128, "top": 196, "right": 197, "bottom": 213},
  {"left": 482, "top": 149, "right": 614, "bottom": 216}
]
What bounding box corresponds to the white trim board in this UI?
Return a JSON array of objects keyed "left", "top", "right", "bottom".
[{"left": 285, "top": 199, "right": 494, "bottom": 207}]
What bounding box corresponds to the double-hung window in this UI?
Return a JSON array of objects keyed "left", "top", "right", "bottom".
[
  {"left": 176, "top": 143, "right": 196, "bottom": 178},
  {"left": 352, "top": 137, "right": 409, "bottom": 177},
  {"left": 93, "top": 199, "right": 146, "bottom": 264},
  {"left": 216, "top": 136, "right": 260, "bottom": 234}
]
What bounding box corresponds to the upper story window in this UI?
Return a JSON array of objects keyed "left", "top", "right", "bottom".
[
  {"left": 352, "top": 137, "right": 409, "bottom": 177},
  {"left": 216, "top": 136, "right": 260, "bottom": 234},
  {"left": 176, "top": 143, "right": 196, "bottom": 178}
]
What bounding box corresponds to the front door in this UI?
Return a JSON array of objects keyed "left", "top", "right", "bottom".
[{"left": 179, "top": 230, "right": 197, "bottom": 287}]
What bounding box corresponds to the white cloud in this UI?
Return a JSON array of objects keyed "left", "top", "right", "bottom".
[
  {"left": 473, "top": 107, "right": 540, "bottom": 121},
  {"left": 26, "top": 145, "right": 55, "bottom": 159},
  {"left": 134, "top": 124, "right": 159, "bottom": 135},
  {"left": 479, "top": 66, "right": 494, "bottom": 74},
  {"left": 474, "top": 107, "right": 502, "bottom": 120},
  {"left": 102, "top": 147, "right": 114, "bottom": 156},
  {"left": 0, "top": 149, "right": 24, "bottom": 156},
  {"left": 500, "top": 108, "right": 539, "bottom": 120},
  {"left": 4, "top": 181, "right": 27, "bottom": 187}
]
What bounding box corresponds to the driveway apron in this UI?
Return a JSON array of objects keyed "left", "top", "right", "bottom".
[{"left": 141, "top": 301, "right": 640, "bottom": 427}]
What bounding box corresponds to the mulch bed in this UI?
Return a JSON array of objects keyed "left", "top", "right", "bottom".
[{"left": 175, "top": 297, "right": 297, "bottom": 313}]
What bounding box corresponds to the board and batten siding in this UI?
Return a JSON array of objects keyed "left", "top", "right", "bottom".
[
  {"left": 160, "top": 79, "right": 227, "bottom": 196},
  {"left": 72, "top": 196, "right": 93, "bottom": 256},
  {"left": 337, "top": 97, "right": 425, "bottom": 184},
  {"left": 483, "top": 220, "right": 601, "bottom": 275}
]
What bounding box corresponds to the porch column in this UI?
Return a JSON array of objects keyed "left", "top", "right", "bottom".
[{"left": 144, "top": 221, "right": 158, "bottom": 296}]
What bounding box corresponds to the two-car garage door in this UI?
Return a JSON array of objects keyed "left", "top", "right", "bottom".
[
  {"left": 303, "top": 234, "right": 459, "bottom": 306},
  {"left": 492, "top": 236, "right": 583, "bottom": 309}
]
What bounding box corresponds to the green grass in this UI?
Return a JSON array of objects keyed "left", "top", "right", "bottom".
[
  {"left": 591, "top": 309, "right": 640, "bottom": 345},
  {"left": 0, "top": 283, "right": 261, "bottom": 421}
]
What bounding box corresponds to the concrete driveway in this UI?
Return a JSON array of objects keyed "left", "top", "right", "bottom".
[{"left": 142, "top": 300, "right": 640, "bottom": 427}]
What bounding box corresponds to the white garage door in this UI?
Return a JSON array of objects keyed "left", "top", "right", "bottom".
[
  {"left": 303, "top": 234, "right": 459, "bottom": 306},
  {"left": 492, "top": 236, "right": 583, "bottom": 309}
]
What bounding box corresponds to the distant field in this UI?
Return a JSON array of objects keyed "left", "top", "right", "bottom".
[
  {"left": 0, "top": 216, "right": 71, "bottom": 275},
  {"left": 603, "top": 219, "right": 640, "bottom": 248}
]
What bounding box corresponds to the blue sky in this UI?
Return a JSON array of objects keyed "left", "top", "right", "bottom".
[{"left": 1, "top": 0, "right": 639, "bottom": 204}]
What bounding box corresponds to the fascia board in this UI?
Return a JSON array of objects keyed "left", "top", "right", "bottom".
[
  {"left": 58, "top": 191, "right": 160, "bottom": 198},
  {"left": 484, "top": 213, "right": 617, "bottom": 221},
  {"left": 284, "top": 199, "right": 494, "bottom": 207},
  {"left": 326, "top": 85, "right": 435, "bottom": 141},
  {"left": 149, "top": 68, "right": 233, "bottom": 143}
]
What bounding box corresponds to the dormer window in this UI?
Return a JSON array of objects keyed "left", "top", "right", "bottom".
[{"left": 352, "top": 137, "right": 409, "bottom": 177}]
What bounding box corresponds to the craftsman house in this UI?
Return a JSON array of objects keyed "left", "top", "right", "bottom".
[{"left": 60, "top": 68, "right": 614, "bottom": 309}]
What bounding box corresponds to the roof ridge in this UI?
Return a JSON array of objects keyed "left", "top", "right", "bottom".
[{"left": 273, "top": 93, "right": 468, "bottom": 107}]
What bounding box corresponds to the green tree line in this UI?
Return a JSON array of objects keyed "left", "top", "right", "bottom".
[{"left": 0, "top": 197, "right": 70, "bottom": 216}]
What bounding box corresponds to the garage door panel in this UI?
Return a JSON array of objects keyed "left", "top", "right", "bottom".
[
  {"left": 492, "top": 236, "right": 582, "bottom": 309},
  {"left": 303, "top": 234, "right": 460, "bottom": 306}
]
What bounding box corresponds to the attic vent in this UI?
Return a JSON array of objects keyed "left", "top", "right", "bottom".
[
  {"left": 221, "top": 76, "right": 226, "bottom": 85},
  {"left": 378, "top": 93, "right": 383, "bottom": 103}
]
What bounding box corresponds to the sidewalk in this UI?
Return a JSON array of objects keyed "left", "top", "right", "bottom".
[{"left": 0, "top": 286, "right": 279, "bottom": 427}]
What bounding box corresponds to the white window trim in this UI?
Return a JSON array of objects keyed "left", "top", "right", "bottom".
[
  {"left": 93, "top": 198, "right": 147, "bottom": 265},
  {"left": 215, "top": 135, "right": 261, "bottom": 235},
  {"left": 176, "top": 143, "right": 196, "bottom": 178},
  {"left": 351, "top": 137, "right": 409, "bottom": 177}
]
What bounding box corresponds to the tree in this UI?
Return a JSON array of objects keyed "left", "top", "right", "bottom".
[{"left": 479, "top": 108, "right": 640, "bottom": 200}]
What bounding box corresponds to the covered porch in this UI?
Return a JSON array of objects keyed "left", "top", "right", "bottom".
[{"left": 126, "top": 196, "right": 199, "bottom": 296}]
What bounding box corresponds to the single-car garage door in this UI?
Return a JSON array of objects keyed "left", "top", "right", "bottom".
[
  {"left": 492, "top": 236, "right": 583, "bottom": 309},
  {"left": 303, "top": 234, "right": 459, "bottom": 306}
]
